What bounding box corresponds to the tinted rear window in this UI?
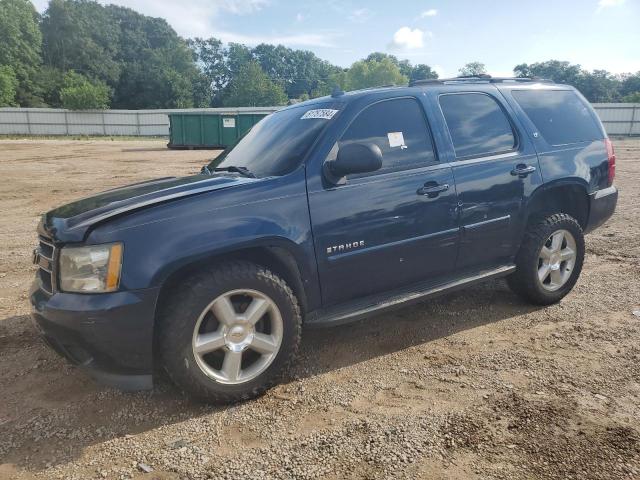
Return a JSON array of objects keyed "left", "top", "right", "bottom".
[
  {"left": 512, "top": 90, "right": 602, "bottom": 146},
  {"left": 439, "top": 93, "right": 516, "bottom": 158}
]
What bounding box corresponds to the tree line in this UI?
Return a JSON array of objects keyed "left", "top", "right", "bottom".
[{"left": 1, "top": 0, "right": 639, "bottom": 110}]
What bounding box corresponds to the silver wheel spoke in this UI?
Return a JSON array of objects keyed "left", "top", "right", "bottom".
[
  {"left": 550, "top": 268, "right": 563, "bottom": 286},
  {"left": 540, "top": 246, "right": 553, "bottom": 260},
  {"left": 550, "top": 231, "right": 564, "bottom": 252},
  {"left": 194, "top": 331, "right": 225, "bottom": 354},
  {"left": 538, "top": 264, "right": 551, "bottom": 283},
  {"left": 211, "top": 295, "right": 237, "bottom": 326},
  {"left": 250, "top": 333, "right": 277, "bottom": 354},
  {"left": 243, "top": 298, "right": 269, "bottom": 325},
  {"left": 560, "top": 248, "right": 575, "bottom": 261},
  {"left": 221, "top": 350, "right": 242, "bottom": 381}
]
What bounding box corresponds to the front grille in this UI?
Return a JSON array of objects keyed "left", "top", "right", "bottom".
[{"left": 36, "top": 236, "right": 57, "bottom": 295}]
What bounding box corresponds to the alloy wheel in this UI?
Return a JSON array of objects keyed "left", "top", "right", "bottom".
[
  {"left": 537, "top": 229, "right": 577, "bottom": 292},
  {"left": 191, "top": 289, "right": 283, "bottom": 384}
]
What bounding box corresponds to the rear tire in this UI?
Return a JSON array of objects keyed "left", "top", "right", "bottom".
[
  {"left": 507, "top": 213, "right": 585, "bottom": 305},
  {"left": 158, "top": 261, "right": 302, "bottom": 403}
]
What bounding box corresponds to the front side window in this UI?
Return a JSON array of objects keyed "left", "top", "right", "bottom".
[
  {"left": 338, "top": 97, "right": 436, "bottom": 176},
  {"left": 512, "top": 89, "right": 603, "bottom": 146},
  {"left": 439, "top": 93, "right": 516, "bottom": 158}
]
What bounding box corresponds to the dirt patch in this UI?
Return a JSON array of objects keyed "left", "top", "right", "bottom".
[{"left": 0, "top": 139, "right": 639, "bottom": 479}]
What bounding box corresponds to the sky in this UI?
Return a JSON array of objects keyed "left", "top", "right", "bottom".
[{"left": 30, "top": 0, "right": 640, "bottom": 77}]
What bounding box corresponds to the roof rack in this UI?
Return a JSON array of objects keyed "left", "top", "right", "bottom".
[{"left": 409, "top": 75, "right": 553, "bottom": 87}]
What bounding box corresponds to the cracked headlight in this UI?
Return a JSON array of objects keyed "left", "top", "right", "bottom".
[{"left": 59, "top": 243, "right": 123, "bottom": 293}]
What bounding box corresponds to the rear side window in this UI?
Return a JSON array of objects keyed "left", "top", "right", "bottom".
[
  {"left": 339, "top": 97, "right": 436, "bottom": 176},
  {"left": 512, "top": 90, "right": 602, "bottom": 146},
  {"left": 439, "top": 93, "right": 516, "bottom": 158}
]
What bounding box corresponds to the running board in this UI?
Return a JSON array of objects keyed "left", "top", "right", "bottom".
[{"left": 306, "top": 265, "right": 515, "bottom": 328}]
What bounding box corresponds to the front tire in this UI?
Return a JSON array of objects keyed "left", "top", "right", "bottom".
[
  {"left": 507, "top": 213, "right": 585, "bottom": 305},
  {"left": 158, "top": 261, "right": 302, "bottom": 403}
]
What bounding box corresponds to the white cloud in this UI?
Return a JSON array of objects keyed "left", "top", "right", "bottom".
[
  {"left": 390, "top": 27, "right": 425, "bottom": 50},
  {"left": 420, "top": 9, "right": 438, "bottom": 17},
  {"left": 348, "top": 8, "right": 373, "bottom": 23},
  {"left": 295, "top": 12, "right": 305, "bottom": 22},
  {"left": 597, "top": 0, "right": 625, "bottom": 11}
]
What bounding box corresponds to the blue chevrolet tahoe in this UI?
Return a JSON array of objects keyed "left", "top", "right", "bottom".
[{"left": 30, "top": 76, "right": 618, "bottom": 402}]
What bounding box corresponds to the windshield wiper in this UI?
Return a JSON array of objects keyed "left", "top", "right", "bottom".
[{"left": 213, "top": 166, "right": 256, "bottom": 178}]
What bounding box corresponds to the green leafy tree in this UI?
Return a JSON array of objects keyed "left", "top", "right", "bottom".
[
  {"left": 458, "top": 61, "right": 487, "bottom": 76},
  {"left": 620, "top": 72, "right": 640, "bottom": 98},
  {"left": 408, "top": 64, "right": 439, "bottom": 81},
  {"left": 363, "top": 53, "right": 438, "bottom": 82},
  {"left": 621, "top": 91, "right": 640, "bottom": 102},
  {"left": 339, "top": 57, "right": 407, "bottom": 90},
  {"left": 513, "top": 60, "right": 626, "bottom": 102},
  {"left": 0, "top": 66, "right": 19, "bottom": 106},
  {"left": 578, "top": 69, "right": 620, "bottom": 102},
  {"left": 514, "top": 60, "right": 583, "bottom": 84},
  {"left": 0, "top": 0, "right": 43, "bottom": 106},
  {"left": 59, "top": 70, "right": 110, "bottom": 109},
  {"left": 41, "top": 0, "right": 121, "bottom": 85},
  {"left": 222, "top": 61, "right": 287, "bottom": 107},
  {"left": 35, "top": 65, "right": 66, "bottom": 107},
  {"left": 41, "top": 0, "right": 204, "bottom": 109},
  {"left": 188, "top": 37, "right": 227, "bottom": 97},
  {"left": 252, "top": 44, "right": 339, "bottom": 99}
]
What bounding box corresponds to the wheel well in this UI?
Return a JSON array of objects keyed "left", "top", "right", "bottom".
[
  {"left": 152, "top": 246, "right": 308, "bottom": 369},
  {"left": 156, "top": 246, "right": 308, "bottom": 317},
  {"left": 526, "top": 184, "right": 589, "bottom": 229}
]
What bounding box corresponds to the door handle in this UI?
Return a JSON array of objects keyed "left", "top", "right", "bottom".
[
  {"left": 511, "top": 164, "right": 536, "bottom": 178},
  {"left": 417, "top": 183, "right": 449, "bottom": 197}
]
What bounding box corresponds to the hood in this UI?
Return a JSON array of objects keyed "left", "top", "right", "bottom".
[{"left": 41, "top": 174, "right": 257, "bottom": 242}]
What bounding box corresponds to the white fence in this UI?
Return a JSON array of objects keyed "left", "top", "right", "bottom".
[
  {"left": 0, "top": 107, "right": 279, "bottom": 137},
  {"left": 0, "top": 104, "right": 638, "bottom": 137},
  {"left": 592, "top": 103, "right": 640, "bottom": 136}
]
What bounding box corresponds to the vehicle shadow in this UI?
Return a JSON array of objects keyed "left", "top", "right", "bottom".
[
  {"left": 295, "top": 279, "right": 543, "bottom": 378},
  {"left": 0, "top": 279, "right": 543, "bottom": 472}
]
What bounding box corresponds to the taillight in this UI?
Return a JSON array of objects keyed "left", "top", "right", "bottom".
[{"left": 605, "top": 138, "right": 616, "bottom": 186}]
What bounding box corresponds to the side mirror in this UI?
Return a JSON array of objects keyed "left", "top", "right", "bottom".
[{"left": 326, "top": 142, "right": 383, "bottom": 182}]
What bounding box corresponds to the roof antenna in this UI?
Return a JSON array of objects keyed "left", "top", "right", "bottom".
[{"left": 331, "top": 85, "right": 345, "bottom": 97}]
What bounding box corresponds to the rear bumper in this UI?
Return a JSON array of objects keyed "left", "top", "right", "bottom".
[
  {"left": 30, "top": 282, "right": 160, "bottom": 391},
  {"left": 585, "top": 186, "right": 618, "bottom": 234}
]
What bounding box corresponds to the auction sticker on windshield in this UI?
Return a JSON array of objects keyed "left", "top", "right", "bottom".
[{"left": 301, "top": 109, "right": 339, "bottom": 120}]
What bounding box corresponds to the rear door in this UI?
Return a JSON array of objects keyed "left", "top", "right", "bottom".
[
  {"left": 307, "top": 96, "right": 459, "bottom": 306},
  {"left": 424, "top": 85, "right": 543, "bottom": 272}
]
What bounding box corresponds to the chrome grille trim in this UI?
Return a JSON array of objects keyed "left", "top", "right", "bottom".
[{"left": 37, "top": 236, "right": 57, "bottom": 295}]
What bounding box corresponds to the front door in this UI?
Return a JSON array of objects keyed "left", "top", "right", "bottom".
[{"left": 308, "top": 97, "right": 459, "bottom": 306}]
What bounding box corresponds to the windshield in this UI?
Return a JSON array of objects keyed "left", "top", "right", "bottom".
[{"left": 208, "top": 103, "right": 340, "bottom": 178}]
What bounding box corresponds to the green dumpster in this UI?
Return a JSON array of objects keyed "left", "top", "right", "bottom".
[{"left": 167, "top": 108, "right": 277, "bottom": 149}]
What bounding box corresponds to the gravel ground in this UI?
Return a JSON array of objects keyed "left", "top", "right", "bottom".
[{"left": 0, "top": 138, "right": 639, "bottom": 480}]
